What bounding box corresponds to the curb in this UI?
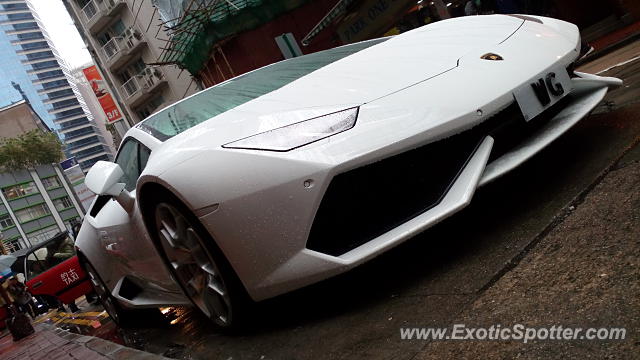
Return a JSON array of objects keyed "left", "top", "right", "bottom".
[
  {"left": 44, "top": 324, "right": 169, "bottom": 360},
  {"left": 577, "top": 31, "right": 640, "bottom": 67}
]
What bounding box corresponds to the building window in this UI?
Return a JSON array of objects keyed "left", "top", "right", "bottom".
[
  {"left": 7, "top": 12, "right": 34, "bottom": 21},
  {"left": 53, "top": 196, "right": 73, "bottom": 211},
  {"left": 65, "top": 126, "right": 94, "bottom": 140},
  {"left": 26, "top": 225, "right": 60, "bottom": 246},
  {"left": 0, "top": 214, "right": 14, "bottom": 229},
  {"left": 21, "top": 41, "right": 49, "bottom": 51},
  {"left": 41, "top": 79, "right": 69, "bottom": 90},
  {"left": 51, "top": 98, "right": 80, "bottom": 110},
  {"left": 14, "top": 204, "right": 50, "bottom": 223},
  {"left": 79, "top": 154, "right": 110, "bottom": 170},
  {"left": 45, "top": 87, "right": 74, "bottom": 99},
  {"left": 41, "top": 176, "right": 61, "bottom": 190},
  {"left": 54, "top": 108, "right": 83, "bottom": 119},
  {"left": 2, "top": 238, "right": 22, "bottom": 253},
  {"left": 136, "top": 95, "right": 165, "bottom": 120},
  {"left": 1, "top": 3, "right": 29, "bottom": 11},
  {"left": 16, "top": 31, "right": 44, "bottom": 41},
  {"left": 31, "top": 60, "right": 59, "bottom": 71},
  {"left": 24, "top": 50, "right": 54, "bottom": 61},
  {"left": 2, "top": 182, "right": 38, "bottom": 200},
  {"left": 66, "top": 135, "right": 99, "bottom": 150},
  {"left": 11, "top": 22, "right": 39, "bottom": 31}
]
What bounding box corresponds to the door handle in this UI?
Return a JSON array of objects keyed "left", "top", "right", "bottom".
[
  {"left": 105, "top": 243, "right": 118, "bottom": 252},
  {"left": 31, "top": 281, "right": 43, "bottom": 289}
]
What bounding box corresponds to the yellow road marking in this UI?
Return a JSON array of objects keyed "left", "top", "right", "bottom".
[
  {"left": 51, "top": 311, "right": 108, "bottom": 319},
  {"left": 49, "top": 316, "right": 102, "bottom": 327},
  {"left": 38, "top": 309, "right": 109, "bottom": 328}
]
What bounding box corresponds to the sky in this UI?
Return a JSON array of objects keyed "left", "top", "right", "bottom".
[{"left": 29, "top": 0, "right": 93, "bottom": 70}]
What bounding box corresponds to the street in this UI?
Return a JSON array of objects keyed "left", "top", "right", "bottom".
[{"left": 31, "top": 40, "right": 640, "bottom": 359}]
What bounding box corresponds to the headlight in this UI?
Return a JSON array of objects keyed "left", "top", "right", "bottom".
[{"left": 223, "top": 107, "right": 359, "bottom": 151}]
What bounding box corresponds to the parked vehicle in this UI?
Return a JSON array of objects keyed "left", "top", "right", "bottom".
[
  {"left": 10, "top": 232, "right": 92, "bottom": 311},
  {"left": 77, "top": 15, "right": 621, "bottom": 328}
]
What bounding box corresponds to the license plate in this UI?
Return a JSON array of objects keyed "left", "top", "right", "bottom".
[{"left": 513, "top": 66, "right": 572, "bottom": 122}]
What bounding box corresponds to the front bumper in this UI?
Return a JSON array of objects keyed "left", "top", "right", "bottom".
[
  {"left": 172, "top": 17, "right": 623, "bottom": 301},
  {"left": 195, "top": 70, "right": 620, "bottom": 302}
]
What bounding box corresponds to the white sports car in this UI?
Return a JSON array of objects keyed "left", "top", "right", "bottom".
[{"left": 78, "top": 15, "right": 621, "bottom": 328}]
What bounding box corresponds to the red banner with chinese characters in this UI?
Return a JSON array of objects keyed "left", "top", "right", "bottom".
[{"left": 82, "top": 65, "right": 122, "bottom": 123}]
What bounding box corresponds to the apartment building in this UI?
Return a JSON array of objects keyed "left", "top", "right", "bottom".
[
  {"left": 0, "top": 101, "right": 84, "bottom": 253},
  {"left": 0, "top": 0, "right": 114, "bottom": 172},
  {"left": 63, "top": 0, "right": 200, "bottom": 125}
]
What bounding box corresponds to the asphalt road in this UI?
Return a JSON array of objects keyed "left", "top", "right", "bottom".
[{"left": 42, "top": 41, "right": 640, "bottom": 359}]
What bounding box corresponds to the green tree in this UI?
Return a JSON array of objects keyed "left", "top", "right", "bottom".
[{"left": 0, "top": 130, "right": 63, "bottom": 171}]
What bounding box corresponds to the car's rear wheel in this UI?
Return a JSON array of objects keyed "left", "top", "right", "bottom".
[{"left": 154, "top": 201, "right": 247, "bottom": 328}]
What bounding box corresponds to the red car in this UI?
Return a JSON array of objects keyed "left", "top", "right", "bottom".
[{"left": 9, "top": 232, "right": 92, "bottom": 313}]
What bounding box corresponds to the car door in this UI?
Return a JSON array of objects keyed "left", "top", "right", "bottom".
[
  {"left": 84, "top": 138, "right": 177, "bottom": 291},
  {"left": 24, "top": 234, "right": 92, "bottom": 304}
]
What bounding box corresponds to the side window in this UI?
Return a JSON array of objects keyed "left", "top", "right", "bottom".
[
  {"left": 25, "top": 235, "right": 75, "bottom": 279},
  {"left": 114, "top": 138, "right": 152, "bottom": 192},
  {"left": 115, "top": 140, "right": 139, "bottom": 191}
]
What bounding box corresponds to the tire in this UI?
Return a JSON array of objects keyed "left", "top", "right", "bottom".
[
  {"left": 151, "top": 194, "right": 250, "bottom": 329},
  {"left": 82, "top": 259, "right": 159, "bottom": 328}
]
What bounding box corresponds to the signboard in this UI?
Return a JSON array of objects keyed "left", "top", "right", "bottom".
[
  {"left": 82, "top": 65, "right": 123, "bottom": 123},
  {"left": 61, "top": 158, "right": 95, "bottom": 213},
  {"left": 275, "top": 33, "right": 303, "bottom": 59},
  {"left": 337, "top": 0, "right": 414, "bottom": 44},
  {"left": 59, "top": 157, "right": 77, "bottom": 170}
]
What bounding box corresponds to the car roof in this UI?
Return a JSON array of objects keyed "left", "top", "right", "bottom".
[{"left": 10, "top": 231, "right": 69, "bottom": 258}]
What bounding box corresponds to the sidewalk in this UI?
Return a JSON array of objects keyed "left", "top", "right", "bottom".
[
  {"left": 582, "top": 19, "right": 640, "bottom": 62},
  {"left": 414, "top": 116, "right": 640, "bottom": 358},
  {"left": 0, "top": 323, "right": 167, "bottom": 360}
]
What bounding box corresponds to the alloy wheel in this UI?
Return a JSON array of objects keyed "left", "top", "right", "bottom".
[{"left": 155, "top": 202, "right": 233, "bottom": 327}]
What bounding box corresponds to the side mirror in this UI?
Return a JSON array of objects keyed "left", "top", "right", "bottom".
[
  {"left": 86, "top": 161, "right": 125, "bottom": 196},
  {"left": 86, "top": 161, "right": 135, "bottom": 213}
]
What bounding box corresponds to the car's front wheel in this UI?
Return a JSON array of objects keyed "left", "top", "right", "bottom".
[{"left": 154, "top": 200, "right": 247, "bottom": 328}]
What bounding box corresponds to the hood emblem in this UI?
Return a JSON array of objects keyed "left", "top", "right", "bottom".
[{"left": 481, "top": 53, "right": 504, "bottom": 61}]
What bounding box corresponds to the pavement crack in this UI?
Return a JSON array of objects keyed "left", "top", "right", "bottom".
[{"left": 397, "top": 292, "right": 474, "bottom": 298}]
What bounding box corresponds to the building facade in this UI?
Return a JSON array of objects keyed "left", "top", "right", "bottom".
[
  {"left": 63, "top": 0, "right": 200, "bottom": 125},
  {"left": 0, "top": 101, "right": 84, "bottom": 253},
  {"left": 0, "top": 0, "right": 114, "bottom": 172},
  {"left": 148, "top": 0, "right": 640, "bottom": 88}
]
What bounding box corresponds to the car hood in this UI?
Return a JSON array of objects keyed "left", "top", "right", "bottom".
[{"left": 157, "top": 15, "right": 524, "bottom": 153}]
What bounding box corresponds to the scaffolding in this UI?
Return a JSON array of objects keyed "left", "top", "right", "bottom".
[{"left": 152, "top": 0, "right": 312, "bottom": 76}]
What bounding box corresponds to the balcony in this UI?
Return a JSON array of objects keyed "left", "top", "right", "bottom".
[
  {"left": 120, "top": 67, "right": 167, "bottom": 108},
  {"left": 100, "top": 26, "right": 146, "bottom": 71},
  {"left": 79, "top": 0, "right": 126, "bottom": 34}
]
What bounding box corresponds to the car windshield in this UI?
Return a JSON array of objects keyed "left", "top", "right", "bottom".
[{"left": 136, "top": 38, "right": 389, "bottom": 141}]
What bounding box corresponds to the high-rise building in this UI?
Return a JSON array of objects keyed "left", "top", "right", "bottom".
[
  {"left": 62, "top": 0, "right": 199, "bottom": 124},
  {"left": 0, "top": 0, "right": 113, "bottom": 172}
]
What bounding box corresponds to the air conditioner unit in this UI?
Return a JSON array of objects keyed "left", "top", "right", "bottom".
[
  {"left": 124, "top": 28, "right": 140, "bottom": 49},
  {"left": 141, "top": 69, "right": 155, "bottom": 88}
]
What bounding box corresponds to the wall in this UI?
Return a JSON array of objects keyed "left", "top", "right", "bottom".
[
  {"left": 0, "top": 102, "right": 43, "bottom": 139},
  {"left": 198, "top": 0, "right": 342, "bottom": 86}
]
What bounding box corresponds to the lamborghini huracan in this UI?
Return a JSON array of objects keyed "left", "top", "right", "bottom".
[{"left": 78, "top": 15, "right": 621, "bottom": 327}]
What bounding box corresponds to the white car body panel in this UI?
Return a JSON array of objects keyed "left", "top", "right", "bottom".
[{"left": 76, "top": 15, "right": 621, "bottom": 308}]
